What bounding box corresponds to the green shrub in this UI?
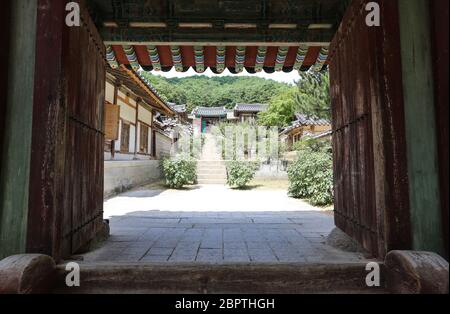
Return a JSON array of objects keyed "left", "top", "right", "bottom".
[
  {"left": 161, "top": 155, "right": 197, "bottom": 189},
  {"left": 287, "top": 147, "right": 333, "bottom": 206},
  {"left": 226, "top": 160, "right": 260, "bottom": 189}
]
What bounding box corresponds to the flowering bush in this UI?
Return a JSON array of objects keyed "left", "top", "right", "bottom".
[
  {"left": 161, "top": 155, "right": 197, "bottom": 189},
  {"left": 288, "top": 143, "right": 333, "bottom": 206},
  {"left": 226, "top": 160, "right": 260, "bottom": 189}
]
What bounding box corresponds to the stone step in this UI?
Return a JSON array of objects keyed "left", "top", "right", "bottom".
[
  {"left": 52, "top": 262, "right": 388, "bottom": 294},
  {"left": 197, "top": 160, "right": 226, "bottom": 165},
  {"left": 197, "top": 179, "right": 227, "bottom": 184},
  {"left": 197, "top": 174, "right": 227, "bottom": 180},
  {"left": 197, "top": 168, "right": 227, "bottom": 174},
  {"left": 198, "top": 169, "right": 226, "bottom": 174}
]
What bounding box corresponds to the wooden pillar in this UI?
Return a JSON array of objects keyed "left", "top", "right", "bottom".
[
  {"left": 0, "top": 0, "right": 38, "bottom": 259},
  {"left": 398, "top": 0, "right": 445, "bottom": 256},
  {"left": 134, "top": 98, "right": 141, "bottom": 159},
  {"left": 151, "top": 109, "right": 157, "bottom": 158},
  {"left": 430, "top": 0, "right": 449, "bottom": 260},
  {"left": 0, "top": 0, "right": 11, "bottom": 174},
  {"left": 111, "top": 83, "right": 120, "bottom": 159}
]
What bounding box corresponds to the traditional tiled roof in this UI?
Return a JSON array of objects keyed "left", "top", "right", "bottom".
[
  {"left": 106, "top": 45, "right": 330, "bottom": 74},
  {"left": 280, "top": 114, "right": 331, "bottom": 135},
  {"left": 168, "top": 103, "right": 187, "bottom": 113},
  {"left": 294, "top": 113, "right": 330, "bottom": 126},
  {"left": 107, "top": 65, "right": 175, "bottom": 116},
  {"left": 234, "top": 103, "right": 269, "bottom": 113},
  {"left": 192, "top": 107, "right": 227, "bottom": 118},
  {"left": 310, "top": 130, "right": 333, "bottom": 140}
]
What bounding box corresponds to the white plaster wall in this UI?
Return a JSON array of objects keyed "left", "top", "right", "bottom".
[
  {"left": 104, "top": 160, "right": 162, "bottom": 198},
  {"left": 138, "top": 106, "right": 152, "bottom": 125},
  {"left": 105, "top": 81, "right": 115, "bottom": 103},
  {"left": 155, "top": 132, "right": 172, "bottom": 159},
  {"left": 118, "top": 99, "right": 136, "bottom": 122}
]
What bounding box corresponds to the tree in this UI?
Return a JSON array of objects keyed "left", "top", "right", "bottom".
[
  {"left": 294, "top": 71, "right": 331, "bottom": 120},
  {"left": 257, "top": 87, "right": 297, "bottom": 127},
  {"left": 139, "top": 71, "right": 292, "bottom": 112}
]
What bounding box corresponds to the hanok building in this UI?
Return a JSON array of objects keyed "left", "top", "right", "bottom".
[
  {"left": 168, "top": 103, "right": 189, "bottom": 124},
  {"left": 234, "top": 103, "right": 268, "bottom": 123},
  {"left": 191, "top": 107, "right": 228, "bottom": 133},
  {"left": 104, "top": 66, "right": 175, "bottom": 160},
  {"left": 280, "top": 114, "right": 331, "bottom": 150}
]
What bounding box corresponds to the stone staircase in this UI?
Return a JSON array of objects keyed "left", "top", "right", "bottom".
[{"left": 197, "top": 133, "right": 227, "bottom": 185}]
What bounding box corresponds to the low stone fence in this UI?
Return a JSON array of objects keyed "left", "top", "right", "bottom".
[
  {"left": 104, "top": 160, "right": 162, "bottom": 198},
  {"left": 254, "top": 160, "right": 289, "bottom": 180}
]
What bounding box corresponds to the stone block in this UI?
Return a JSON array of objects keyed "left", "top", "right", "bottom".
[
  {"left": 0, "top": 254, "right": 56, "bottom": 294},
  {"left": 385, "top": 250, "right": 449, "bottom": 294}
]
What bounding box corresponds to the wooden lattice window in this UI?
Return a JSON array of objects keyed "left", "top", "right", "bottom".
[
  {"left": 140, "top": 124, "right": 149, "bottom": 154},
  {"left": 120, "top": 121, "right": 130, "bottom": 152}
]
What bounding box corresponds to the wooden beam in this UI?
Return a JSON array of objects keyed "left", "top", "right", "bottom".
[{"left": 100, "top": 27, "right": 336, "bottom": 45}]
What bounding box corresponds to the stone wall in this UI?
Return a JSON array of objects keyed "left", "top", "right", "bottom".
[
  {"left": 254, "top": 160, "right": 288, "bottom": 180},
  {"left": 104, "top": 160, "right": 162, "bottom": 198}
]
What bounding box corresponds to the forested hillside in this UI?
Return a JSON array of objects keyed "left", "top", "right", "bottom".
[
  {"left": 140, "top": 71, "right": 331, "bottom": 126},
  {"left": 140, "top": 72, "right": 292, "bottom": 111}
]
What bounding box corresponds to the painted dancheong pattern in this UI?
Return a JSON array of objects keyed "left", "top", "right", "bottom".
[
  {"left": 194, "top": 46, "right": 205, "bottom": 73},
  {"left": 313, "top": 47, "right": 329, "bottom": 72},
  {"left": 171, "top": 46, "right": 183, "bottom": 72},
  {"left": 293, "top": 45, "right": 308, "bottom": 71},
  {"left": 147, "top": 45, "right": 161, "bottom": 71},
  {"left": 254, "top": 46, "right": 267, "bottom": 72},
  {"left": 216, "top": 46, "right": 226, "bottom": 73},
  {"left": 274, "top": 47, "right": 289, "bottom": 72},
  {"left": 123, "top": 45, "right": 140, "bottom": 71},
  {"left": 235, "top": 46, "right": 246, "bottom": 73},
  {"left": 106, "top": 45, "right": 119, "bottom": 69}
]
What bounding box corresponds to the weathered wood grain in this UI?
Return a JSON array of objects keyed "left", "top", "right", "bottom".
[{"left": 329, "top": 0, "right": 411, "bottom": 257}]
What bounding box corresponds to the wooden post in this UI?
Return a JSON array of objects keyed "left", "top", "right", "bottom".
[
  {"left": 398, "top": 0, "right": 444, "bottom": 256},
  {"left": 134, "top": 98, "right": 141, "bottom": 159},
  {"left": 0, "top": 0, "right": 38, "bottom": 259},
  {"left": 111, "top": 83, "right": 120, "bottom": 159},
  {"left": 0, "top": 0, "right": 11, "bottom": 171},
  {"left": 430, "top": 0, "right": 449, "bottom": 260}
]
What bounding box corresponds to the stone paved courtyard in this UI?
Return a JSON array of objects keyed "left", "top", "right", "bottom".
[{"left": 81, "top": 185, "right": 367, "bottom": 263}]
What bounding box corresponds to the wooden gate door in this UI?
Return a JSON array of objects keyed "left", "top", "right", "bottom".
[
  {"left": 26, "top": 1, "right": 105, "bottom": 260},
  {"left": 62, "top": 6, "right": 105, "bottom": 256},
  {"left": 328, "top": 0, "right": 411, "bottom": 257}
]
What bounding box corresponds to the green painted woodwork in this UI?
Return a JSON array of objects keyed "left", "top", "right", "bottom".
[
  {"left": 398, "top": 0, "right": 444, "bottom": 255},
  {"left": 0, "top": 0, "right": 37, "bottom": 259}
]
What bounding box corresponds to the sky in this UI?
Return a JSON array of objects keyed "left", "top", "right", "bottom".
[{"left": 150, "top": 67, "right": 300, "bottom": 85}]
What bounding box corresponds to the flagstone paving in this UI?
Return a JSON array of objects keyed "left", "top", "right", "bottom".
[{"left": 81, "top": 185, "right": 368, "bottom": 263}]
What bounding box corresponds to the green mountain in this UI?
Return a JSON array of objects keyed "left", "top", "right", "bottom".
[{"left": 139, "top": 72, "right": 292, "bottom": 112}]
